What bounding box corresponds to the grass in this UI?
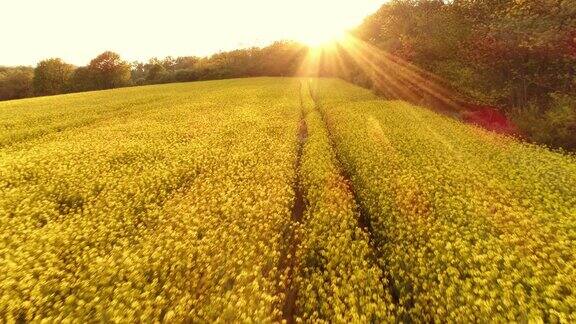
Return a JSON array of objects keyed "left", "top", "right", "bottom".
[{"left": 1, "top": 77, "right": 575, "bottom": 322}]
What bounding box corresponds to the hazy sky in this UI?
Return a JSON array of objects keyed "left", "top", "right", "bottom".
[{"left": 1, "top": 0, "right": 385, "bottom": 67}]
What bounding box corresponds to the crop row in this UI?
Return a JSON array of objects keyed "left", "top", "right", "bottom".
[
  {"left": 314, "top": 79, "right": 576, "bottom": 322},
  {"left": 293, "top": 87, "right": 395, "bottom": 322}
]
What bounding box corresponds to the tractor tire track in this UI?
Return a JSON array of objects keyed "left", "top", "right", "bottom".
[
  {"left": 278, "top": 82, "right": 307, "bottom": 323},
  {"left": 305, "top": 80, "right": 402, "bottom": 312}
]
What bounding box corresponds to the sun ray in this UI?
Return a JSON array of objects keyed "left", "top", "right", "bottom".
[{"left": 299, "top": 33, "right": 468, "bottom": 114}]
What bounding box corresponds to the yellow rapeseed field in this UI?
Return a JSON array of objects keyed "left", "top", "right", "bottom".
[
  {"left": 296, "top": 86, "right": 395, "bottom": 322},
  {"left": 0, "top": 79, "right": 301, "bottom": 322},
  {"left": 1, "top": 77, "right": 575, "bottom": 322},
  {"left": 314, "top": 79, "right": 576, "bottom": 323}
]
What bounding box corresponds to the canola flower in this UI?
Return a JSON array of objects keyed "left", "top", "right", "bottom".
[
  {"left": 0, "top": 78, "right": 302, "bottom": 322},
  {"left": 1, "top": 76, "right": 575, "bottom": 322},
  {"left": 314, "top": 79, "right": 576, "bottom": 322},
  {"left": 294, "top": 87, "right": 394, "bottom": 322}
]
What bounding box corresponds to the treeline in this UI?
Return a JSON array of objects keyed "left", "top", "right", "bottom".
[
  {"left": 0, "top": 41, "right": 306, "bottom": 102},
  {"left": 349, "top": 0, "right": 576, "bottom": 150},
  {"left": 1, "top": 0, "right": 574, "bottom": 149},
  {"left": 0, "top": 52, "right": 132, "bottom": 100},
  {"left": 132, "top": 42, "right": 306, "bottom": 85},
  {"left": 0, "top": 66, "right": 34, "bottom": 101}
]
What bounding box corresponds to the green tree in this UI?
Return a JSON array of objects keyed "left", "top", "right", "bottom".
[
  {"left": 88, "top": 51, "right": 131, "bottom": 89},
  {"left": 173, "top": 56, "right": 199, "bottom": 70},
  {"left": 69, "top": 66, "right": 96, "bottom": 92},
  {"left": 0, "top": 67, "right": 34, "bottom": 101},
  {"left": 352, "top": 0, "right": 576, "bottom": 149},
  {"left": 145, "top": 58, "right": 166, "bottom": 83},
  {"left": 33, "top": 58, "right": 75, "bottom": 96}
]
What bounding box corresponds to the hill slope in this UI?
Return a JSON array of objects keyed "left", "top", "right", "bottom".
[{"left": 1, "top": 78, "right": 575, "bottom": 322}]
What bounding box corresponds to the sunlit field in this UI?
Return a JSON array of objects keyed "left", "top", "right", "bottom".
[{"left": 1, "top": 78, "right": 575, "bottom": 322}]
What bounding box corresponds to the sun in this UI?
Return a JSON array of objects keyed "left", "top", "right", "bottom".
[
  {"left": 277, "top": 0, "right": 381, "bottom": 49},
  {"left": 296, "top": 29, "right": 348, "bottom": 48},
  {"left": 286, "top": 3, "right": 357, "bottom": 48}
]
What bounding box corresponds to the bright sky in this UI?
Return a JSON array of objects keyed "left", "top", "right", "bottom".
[{"left": 1, "top": 0, "right": 385, "bottom": 67}]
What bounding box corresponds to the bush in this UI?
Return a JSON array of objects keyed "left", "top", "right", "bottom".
[
  {"left": 512, "top": 94, "right": 576, "bottom": 150},
  {"left": 173, "top": 69, "right": 198, "bottom": 82},
  {"left": 33, "top": 58, "right": 74, "bottom": 96},
  {"left": 0, "top": 67, "right": 34, "bottom": 101}
]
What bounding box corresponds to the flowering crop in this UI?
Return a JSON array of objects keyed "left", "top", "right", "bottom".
[
  {"left": 294, "top": 89, "right": 394, "bottom": 322},
  {"left": 0, "top": 79, "right": 302, "bottom": 322},
  {"left": 314, "top": 79, "right": 576, "bottom": 322},
  {"left": 2, "top": 77, "right": 575, "bottom": 322}
]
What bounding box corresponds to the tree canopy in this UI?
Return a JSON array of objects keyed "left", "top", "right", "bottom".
[
  {"left": 33, "top": 58, "right": 75, "bottom": 96},
  {"left": 88, "top": 51, "right": 131, "bottom": 90}
]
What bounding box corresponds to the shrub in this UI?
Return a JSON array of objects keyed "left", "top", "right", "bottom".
[{"left": 512, "top": 94, "right": 576, "bottom": 150}]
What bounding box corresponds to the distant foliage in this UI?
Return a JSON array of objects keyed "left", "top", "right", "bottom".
[
  {"left": 0, "top": 67, "right": 33, "bottom": 101},
  {"left": 33, "top": 58, "right": 74, "bottom": 96},
  {"left": 130, "top": 41, "right": 307, "bottom": 86},
  {"left": 69, "top": 66, "right": 95, "bottom": 93},
  {"left": 87, "top": 51, "right": 131, "bottom": 90},
  {"left": 0, "top": 42, "right": 307, "bottom": 103},
  {"left": 1, "top": 52, "right": 133, "bottom": 100}
]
